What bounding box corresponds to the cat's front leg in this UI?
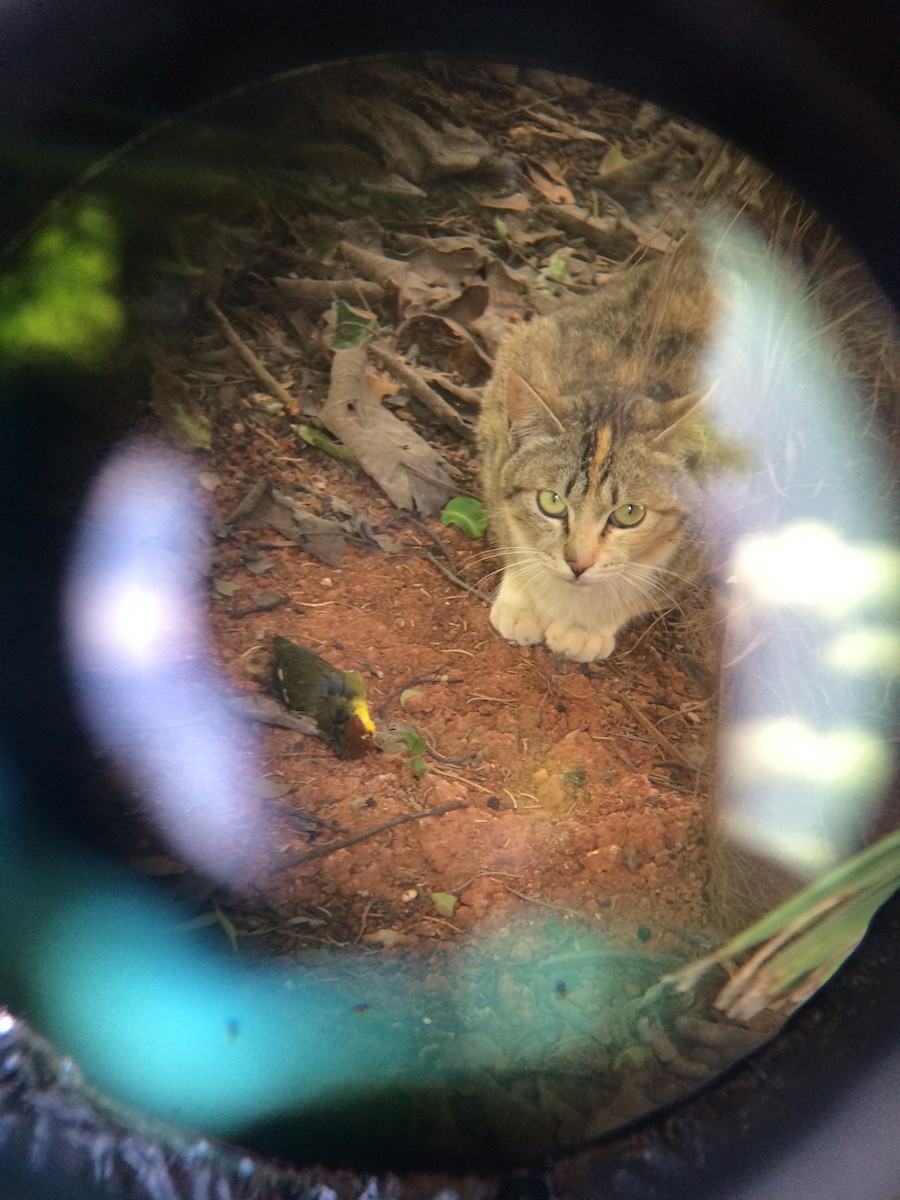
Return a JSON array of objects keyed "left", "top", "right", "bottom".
[
  {"left": 543, "top": 621, "right": 617, "bottom": 662},
  {"left": 489, "top": 573, "right": 546, "bottom": 647}
]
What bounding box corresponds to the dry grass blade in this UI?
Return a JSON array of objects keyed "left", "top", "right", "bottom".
[{"left": 661, "top": 830, "right": 900, "bottom": 1019}]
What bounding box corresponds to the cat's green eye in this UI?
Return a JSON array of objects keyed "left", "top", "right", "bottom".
[
  {"left": 536, "top": 489, "right": 567, "bottom": 518},
  {"left": 608, "top": 503, "right": 646, "bottom": 528}
]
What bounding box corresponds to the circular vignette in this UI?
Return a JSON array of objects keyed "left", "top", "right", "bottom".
[{"left": 0, "top": 3, "right": 897, "bottom": 1199}]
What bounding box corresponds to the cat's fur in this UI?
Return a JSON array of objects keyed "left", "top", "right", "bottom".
[{"left": 477, "top": 242, "right": 719, "bottom": 662}]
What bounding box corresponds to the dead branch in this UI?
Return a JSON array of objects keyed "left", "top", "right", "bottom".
[
  {"left": 338, "top": 241, "right": 405, "bottom": 288},
  {"left": 425, "top": 552, "right": 492, "bottom": 604},
  {"left": 617, "top": 693, "right": 704, "bottom": 775},
  {"left": 226, "top": 693, "right": 320, "bottom": 736},
  {"left": 419, "top": 371, "right": 484, "bottom": 408},
  {"left": 206, "top": 298, "right": 298, "bottom": 411},
  {"left": 273, "top": 276, "right": 385, "bottom": 309},
  {"left": 273, "top": 801, "right": 468, "bottom": 871},
  {"left": 369, "top": 341, "right": 476, "bottom": 440}
]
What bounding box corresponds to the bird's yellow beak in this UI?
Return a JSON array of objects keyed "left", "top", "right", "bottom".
[{"left": 349, "top": 694, "right": 376, "bottom": 737}]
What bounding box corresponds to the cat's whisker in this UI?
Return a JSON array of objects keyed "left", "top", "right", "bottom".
[
  {"left": 599, "top": 564, "right": 682, "bottom": 612},
  {"left": 502, "top": 559, "right": 550, "bottom": 587},
  {"left": 475, "top": 565, "right": 516, "bottom": 589},
  {"left": 615, "top": 558, "right": 701, "bottom": 591},
  {"left": 615, "top": 561, "right": 681, "bottom": 594},
  {"left": 503, "top": 561, "right": 555, "bottom": 594},
  {"left": 464, "top": 546, "right": 542, "bottom": 569},
  {"left": 618, "top": 573, "right": 691, "bottom": 602}
]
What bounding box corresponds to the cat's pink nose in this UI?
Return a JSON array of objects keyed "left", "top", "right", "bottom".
[{"left": 567, "top": 560, "right": 590, "bottom": 578}]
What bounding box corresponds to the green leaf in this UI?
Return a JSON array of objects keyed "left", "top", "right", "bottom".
[
  {"left": 599, "top": 144, "right": 628, "bottom": 177},
  {"left": 400, "top": 687, "right": 424, "bottom": 708},
  {"left": 543, "top": 254, "right": 571, "bottom": 284},
  {"left": 175, "top": 404, "right": 213, "bottom": 449},
  {"left": 0, "top": 197, "right": 124, "bottom": 369},
  {"left": 440, "top": 496, "right": 487, "bottom": 539},
  {"left": 213, "top": 578, "right": 239, "bottom": 597},
  {"left": 431, "top": 892, "right": 458, "bottom": 918},
  {"left": 330, "top": 299, "right": 377, "bottom": 350},
  {"left": 296, "top": 423, "right": 359, "bottom": 465},
  {"left": 401, "top": 730, "right": 427, "bottom": 756},
  {"left": 617, "top": 1043, "right": 652, "bottom": 1069}
]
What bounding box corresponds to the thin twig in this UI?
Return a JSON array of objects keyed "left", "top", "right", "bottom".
[
  {"left": 419, "top": 371, "right": 484, "bottom": 408},
  {"left": 206, "top": 298, "right": 298, "bottom": 411},
  {"left": 369, "top": 341, "right": 476, "bottom": 441},
  {"left": 425, "top": 552, "right": 492, "bottom": 603},
  {"left": 404, "top": 517, "right": 492, "bottom": 602},
  {"left": 617, "top": 693, "right": 703, "bottom": 774},
  {"left": 272, "top": 276, "right": 385, "bottom": 308},
  {"left": 273, "top": 801, "right": 468, "bottom": 872},
  {"left": 377, "top": 666, "right": 453, "bottom": 719},
  {"left": 226, "top": 693, "right": 320, "bottom": 737}
]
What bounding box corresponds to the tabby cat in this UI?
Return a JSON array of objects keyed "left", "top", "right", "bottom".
[{"left": 477, "top": 241, "right": 722, "bottom": 662}]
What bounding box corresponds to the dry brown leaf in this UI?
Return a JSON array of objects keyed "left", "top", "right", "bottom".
[
  {"left": 395, "top": 312, "right": 493, "bottom": 385},
  {"left": 481, "top": 192, "right": 531, "bottom": 212},
  {"left": 149, "top": 366, "right": 212, "bottom": 450},
  {"left": 397, "top": 244, "right": 490, "bottom": 320},
  {"left": 227, "top": 479, "right": 346, "bottom": 567},
  {"left": 552, "top": 205, "right": 639, "bottom": 258},
  {"left": 436, "top": 284, "right": 490, "bottom": 327},
  {"left": 338, "top": 241, "right": 408, "bottom": 289},
  {"left": 529, "top": 111, "right": 606, "bottom": 142},
  {"left": 321, "top": 347, "right": 456, "bottom": 515},
  {"left": 363, "top": 364, "right": 401, "bottom": 403},
  {"left": 272, "top": 277, "right": 386, "bottom": 310},
  {"left": 597, "top": 145, "right": 671, "bottom": 198},
  {"left": 407, "top": 245, "right": 486, "bottom": 280},
  {"left": 315, "top": 92, "right": 497, "bottom": 183},
  {"left": 523, "top": 158, "right": 576, "bottom": 205},
  {"left": 465, "top": 259, "right": 534, "bottom": 354}
]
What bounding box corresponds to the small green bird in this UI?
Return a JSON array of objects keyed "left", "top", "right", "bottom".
[{"left": 271, "top": 636, "right": 376, "bottom": 758}]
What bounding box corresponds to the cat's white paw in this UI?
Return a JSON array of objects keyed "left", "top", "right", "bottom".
[
  {"left": 544, "top": 621, "right": 617, "bottom": 662},
  {"left": 490, "top": 592, "right": 546, "bottom": 647}
]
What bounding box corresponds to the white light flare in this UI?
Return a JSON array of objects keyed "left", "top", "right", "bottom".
[
  {"left": 702, "top": 224, "right": 899, "bottom": 876},
  {"left": 64, "top": 441, "right": 264, "bottom": 885}
]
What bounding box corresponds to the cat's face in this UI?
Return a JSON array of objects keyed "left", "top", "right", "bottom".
[{"left": 498, "top": 411, "right": 694, "bottom": 589}]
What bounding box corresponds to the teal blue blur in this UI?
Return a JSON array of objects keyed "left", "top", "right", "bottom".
[{"left": 0, "top": 842, "right": 421, "bottom": 1132}]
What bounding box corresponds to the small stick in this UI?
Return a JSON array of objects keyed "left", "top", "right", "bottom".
[
  {"left": 405, "top": 516, "right": 492, "bottom": 603},
  {"left": 272, "top": 276, "right": 385, "bottom": 308},
  {"left": 369, "top": 342, "right": 475, "bottom": 441},
  {"left": 617, "top": 693, "right": 702, "bottom": 774},
  {"left": 425, "top": 552, "right": 491, "bottom": 603},
  {"left": 226, "top": 693, "right": 320, "bottom": 737},
  {"left": 419, "top": 372, "right": 483, "bottom": 408},
  {"left": 273, "top": 801, "right": 468, "bottom": 871},
  {"left": 206, "top": 298, "right": 298, "bottom": 412},
  {"left": 377, "top": 665, "right": 453, "bottom": 719}
]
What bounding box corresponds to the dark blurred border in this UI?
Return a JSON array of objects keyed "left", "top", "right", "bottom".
[
  {"left": 0, "top": 2, "right": 898, "bottom": 1198},
  {"left": 1, "top": 0, "right": 898, "bottom": 299}
]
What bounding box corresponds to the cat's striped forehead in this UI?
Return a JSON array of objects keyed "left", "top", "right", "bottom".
[{"left": 587, "top": 424, "right": 613, "bottom": 495}]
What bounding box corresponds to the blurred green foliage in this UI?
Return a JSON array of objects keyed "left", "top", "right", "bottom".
[{"left": 0, "top": 198, "right": 123, "bottom": 368}]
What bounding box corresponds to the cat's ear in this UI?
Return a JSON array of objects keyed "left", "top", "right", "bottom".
[
  {"left": 506, "top": 372, "right": 565, "bottom": 442},
  {"left": 650, "top": 383, "right": 714, "bottom": 449},
  {"left": 652, "top": 381, "right": 745, "bottom": 472}
]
